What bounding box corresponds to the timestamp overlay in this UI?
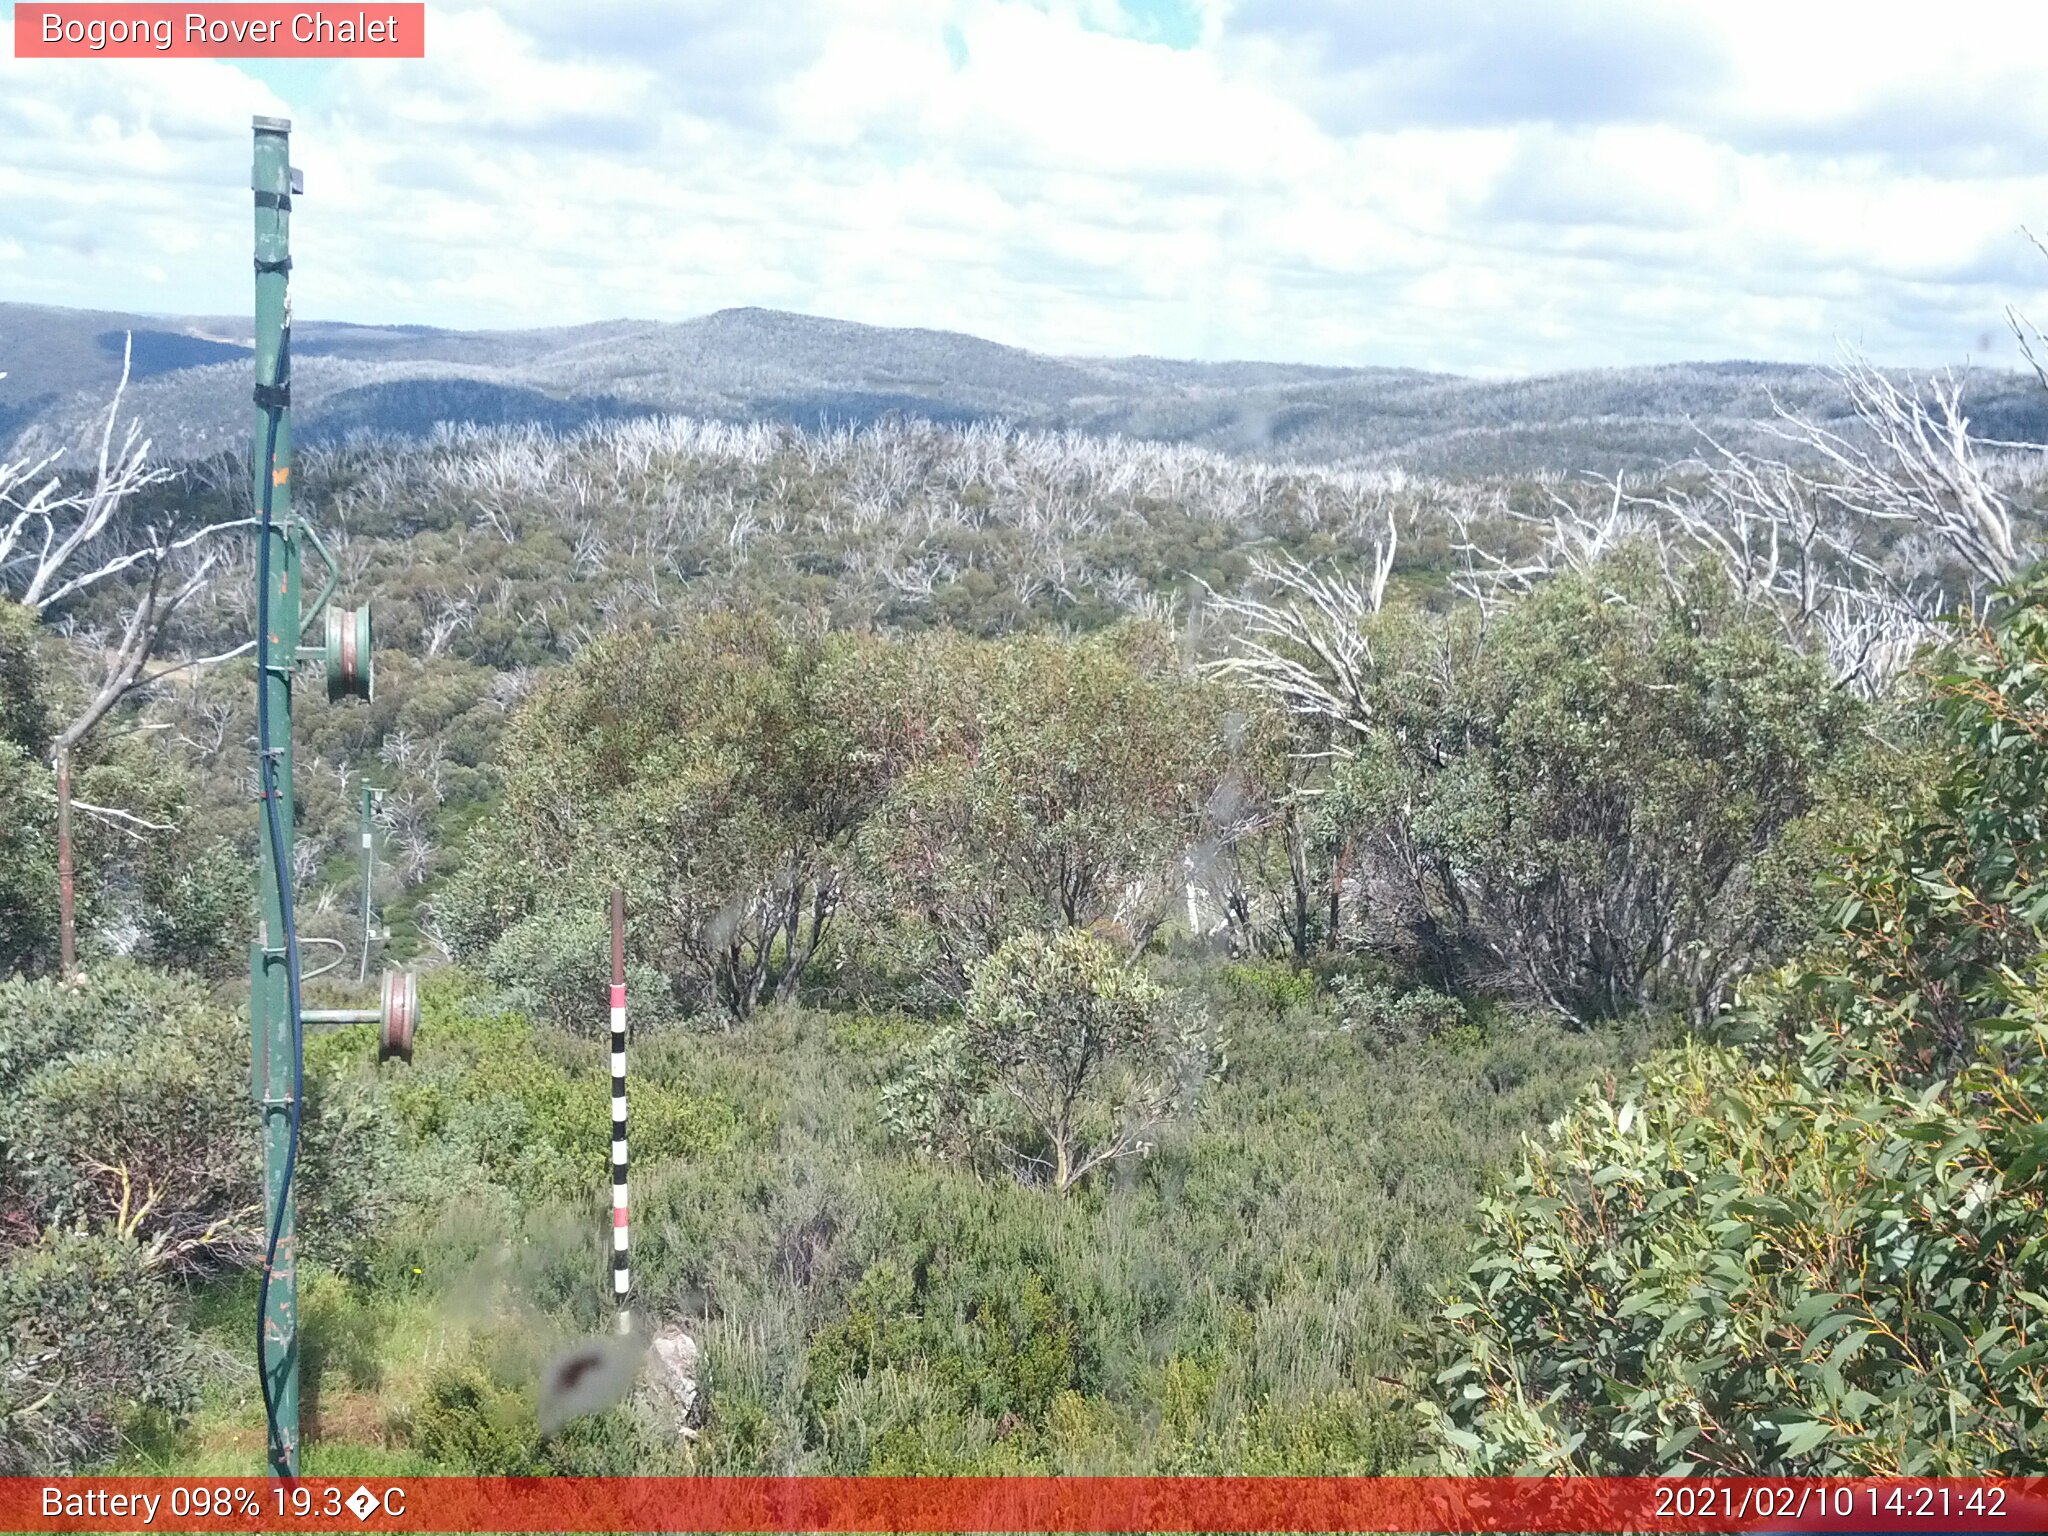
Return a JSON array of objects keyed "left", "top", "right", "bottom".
[{"left": 4, "top": 1478, "right": 2048, "bottom": 1532}]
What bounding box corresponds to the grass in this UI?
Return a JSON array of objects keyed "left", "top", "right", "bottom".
[{"left": 120, "top": 969, "right": 1666, "bottom": 1475}]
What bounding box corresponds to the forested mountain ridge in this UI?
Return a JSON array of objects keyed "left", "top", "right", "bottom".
[{"left": 9, "top": 298, "right": 2046, "bottom": 475}]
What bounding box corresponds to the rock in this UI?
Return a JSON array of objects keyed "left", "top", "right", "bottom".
[{"left": 643, "top": 1323, "right": 706, "bottom": 1441}]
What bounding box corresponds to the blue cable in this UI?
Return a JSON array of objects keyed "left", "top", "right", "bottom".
[{"left": 252, "top": 399, "right": 305, "bottom": 1475}]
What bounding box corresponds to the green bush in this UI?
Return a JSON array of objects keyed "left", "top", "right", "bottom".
[
  {"left": 139, "top": 836, "right": 250, "bottom": 977},
  {"left": 386, "top": 988, "right": 745, "bottom": 1204},
  {"left": 0, "top": 1228, "right": 195, "bottom": 1474},
  {"left": 482, "top": 905, "right": 666, "bottom": 1039},
  {"left": 403, "top": 1359, "right": 546, "bottom": 1474},
  {"left": 848, "top": 624, "right": 1241, "bottom": 981},
  {"left": 1216, "top": 959, "right": 1318, "bottom": 1015},
  {"left": 1426, "top": 569, "right": 2048, "bottom": 1473},
  {"left": 1324, "top": 553, "right": 1868, "bottom": 1020},
  {"left": 399, "top": 1324, "right": 688, "bottom": 1475},
  {"left": 0, "top": 741, "right": 57, "bottom": 976},
  {"left": 1333, "top": 978, "right": 1469, "bottom": 1047},
  {"left": 1, "top": 967, "right": 260, "bottom": 1270},
  {"left": 1426, "top": 1030, "right": 2048, "bottom": 1472},
  {"left": 1, "top": 965, "right": 397, "bottom": 1277},
  {"left": 444, "top": 616, "right": 885, "bottom": 1022},
  {"left": 882, "top": 930, "right": 1213, "bottom": 1193}
]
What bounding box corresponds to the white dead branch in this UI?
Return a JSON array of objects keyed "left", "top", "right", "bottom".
[{"left": 1203, "top": 512, "right": 1397, "bottom": 742}]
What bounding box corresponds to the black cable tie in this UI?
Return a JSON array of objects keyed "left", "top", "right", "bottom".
[
  {"left": 254, "top": 190, "right": 292, "bottom": 211},
  {"left": 254, "top": 256, "right": 293, "bottom": 275},
  {"left": 253, "top": 382, "right": 291, "bottom": 409}
]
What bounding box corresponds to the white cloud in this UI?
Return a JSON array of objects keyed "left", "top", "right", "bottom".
[{"left": 2, "top": 0, "right": 2046, "bottom": 372}]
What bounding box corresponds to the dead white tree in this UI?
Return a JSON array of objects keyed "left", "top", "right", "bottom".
[
  {"left": 1203, "top": 512, "right": 1398, "bottom": 743},
  {"left": 1624, "top": 419, "right": 1955, "bottom": 697},
  {"left": 1635, "top": 351, "right": 2032, "bottom": 695},
  {"left": 1441, "top": 346, "right": 2036, "bottom": 701},
  {"left": 1447, "top": 480, "right": 1666, "bottom": 616},
  {"left": 1763, "top": 357, "right": 2024, "bottom": 588},
  {"left": 0, "top": 337, "right": 251, "bottom": 973},
  {"left": 421, "top": 585, "right": 477, "bottom": 656}
]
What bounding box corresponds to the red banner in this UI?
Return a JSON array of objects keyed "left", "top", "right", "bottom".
[
  {"left": 6, "top": 1477, "right": 2048, "bottom": 1532},
  {"left": 12, "top": 4, "right": 425, "bottom": 58}
]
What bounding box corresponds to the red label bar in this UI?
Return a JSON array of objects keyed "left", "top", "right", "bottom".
[
  {"left": 13, "top": 4, "right": 424, "bottom": 57},
  {"left": 6, "top": 1477, "right": 2048, "bottom": 1532}
]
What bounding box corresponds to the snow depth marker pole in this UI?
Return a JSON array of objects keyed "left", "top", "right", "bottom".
[{"left": 610, "top": 886, "right": 632, "bottom": 1333}]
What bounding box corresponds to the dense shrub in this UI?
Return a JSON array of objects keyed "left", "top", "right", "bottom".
[
  {"left": 1, "top": 965, "right": 397, "bottom": 1277},
  {"left": 1427, "top": 569, "right": 2048, "bottom": 1472},
  {"left": 881, "top": 930, "right": 1214, "bottom": 1193},
  {"left": 382, "top": 982, "right": 746, "bottom": 1204},
  {"left": 480, "top": 905, "right": 667, "bottom": 1040},
  {"left": 0, "top": 597, "right": 255, "bottom": 979},
  {"left": 1333, "top": 977, "right": 1470, "bottom": 1048},
  {"left": 1427, "top": 1027, "right": 2048, "bottom": 1472},
  {"left": 403, "top": 1358, "right": 546, "bottom": 1474},
  {"left": 138, "top": 836, "right": 250, "bottom": 978},
  {"left": 848, "top": 625, "right": 1245, "bottom": 983},
  {"left": 1, "top": 967, "right": 260, "bottom": 1270},
  {"left": 444, "top": 615, "right": 885, "bottom": 1023},
  {"left": 0, "top": 1228, "right": 194, "bottom": 1474},
  {"left": 0, "top": 741, "right": 57, "bottom": 976},
  {"left": 1326, "top": 554, "right": 1869, "bottom": 1020},
  {"left": 451, "top": 619, "right": 1253, "bottom": 1021}
]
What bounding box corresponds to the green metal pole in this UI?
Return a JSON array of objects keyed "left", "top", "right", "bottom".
[
  {"left": 357, "top": 784, "right": 380, "bottom": 983},
  {"left": 250, "top": 113, "right": 300, "bottom": 1479}
]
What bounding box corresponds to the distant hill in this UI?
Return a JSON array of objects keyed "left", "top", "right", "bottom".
[{"left": 4, "top": 300, "right": 2044, "bottom": 475}]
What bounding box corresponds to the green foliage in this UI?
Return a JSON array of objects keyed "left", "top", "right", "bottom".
[
  {"left": 0, "top": 1227, "right": 195, "bottom": 1474},
  {"left": 1327, "top": 553, "right": 1866, "bottom": 1019},
  {"left": 395, "top": 1319, "right": 695, "bottom": 1476},
  {"left": 1, "top": 966, "right": 260, "bottom": 1269},
  {"left": 384, "top": 987, "right": 746, "bottom": 1204},
  {"left": 1334, "top": 977, "right": 1470, "bottom": 1048},
  {"left": 25, "top": 409, "right": 1924, "bottom": 1474},
  {"left": 0, "top": 598, "right": 49, "bottom": 756},
  {"left": 138, "top": 836, "right": 250, "bottom": 977},
  {"left": 852, "top": 624, "right": 1240, "bottom": 980},
  {"left": 1752, "top": 578, "right": 2048, "bottom": 1074},
  {"left": 451, "top": 618, "right": 1247, "bottom": 1022},
  {"left": 0, "top": 964, "right": 400, "bottom": 1277},
  {"left": 1216, "top": 959, "right": 1319, "bottom": 1014},
  {"left": 0, "top": 740, "right": 58, "bottom": 975},
  {"left": 403, "top": 1358, "right": 547, "bottom": 1474},
  {"left": 77, "top": 956, "right": 1647, "bottom": 1475},
  {"left": 0, "top": 603, "right": 246, "bottom": 978},
  {"left": 479, "top": 905, "right": 665, "bottom": 1041},
  {"left": 1426, "top": 567, "right": 2048, "bottom": 1473},
  {"left": 1426, "top": 1031, "right": 2048, "bottom": 1472},
  {"left": 884, "top": 929, "right": 1212, "bottom": 1193},
  {"left": 877, "top": 1021, "right": 996, "bottom": 1165},
  {"left": 0, "top": 603, "right": 59, "bottom": 972},
  {"left": 445, "top": 615, "right": 882, "bottom": 1023}
]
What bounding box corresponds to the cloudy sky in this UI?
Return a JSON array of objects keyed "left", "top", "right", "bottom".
[{"left": 5, "top": 0, "right": 2048, "bottom": 374}]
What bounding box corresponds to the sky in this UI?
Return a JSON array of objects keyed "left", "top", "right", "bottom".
[{"left": 5, "top": 0, "right": 2048, "bottom": 375}]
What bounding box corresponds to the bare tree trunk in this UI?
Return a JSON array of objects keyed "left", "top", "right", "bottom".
[{"left": 56, "top": 743, "right": 75, "bottom": 977}]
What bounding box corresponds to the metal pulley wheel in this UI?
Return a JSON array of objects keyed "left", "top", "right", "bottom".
[
  {"left": 325, "top": 603, "right": 374, "bottom": 702},
  {"left": 378, "top": 969, "right": 418, "bottom": 1063}
]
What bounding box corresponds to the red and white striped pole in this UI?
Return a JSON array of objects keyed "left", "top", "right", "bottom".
[{"left": 609, "top": 886, "right": 631, "bottom": 1334}]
